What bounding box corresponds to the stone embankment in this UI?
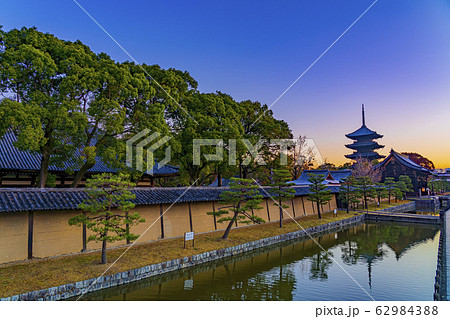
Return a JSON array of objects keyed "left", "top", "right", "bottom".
[{"left": 1, "top": 214, "right": 364, "bottom": 301}]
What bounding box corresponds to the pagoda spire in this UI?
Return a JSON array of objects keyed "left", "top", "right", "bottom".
[{"left": 362, "top": 104, "right": 365, "bottom": 126}]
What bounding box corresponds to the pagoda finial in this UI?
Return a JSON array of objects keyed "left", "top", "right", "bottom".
[{"left": 362, "top": 104, "right": 365, "bottom": 126}]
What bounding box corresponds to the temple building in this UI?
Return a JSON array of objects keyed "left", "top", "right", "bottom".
[
  {"left": 376, "top": 149, "right": 430, "bottom": 195},
  {"left": 289, "top": 169, "right": 352, "bottom": 186},
  {"left": 345, "top": 105, "right": 384, "bottom": 161},
  {"left": 0, "top": 131, "right": 179, "bottom": 187}
]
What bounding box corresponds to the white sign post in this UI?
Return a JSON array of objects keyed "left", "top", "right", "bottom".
[{"left": 184, "top": 232, "right": 195, "bottom": 249}]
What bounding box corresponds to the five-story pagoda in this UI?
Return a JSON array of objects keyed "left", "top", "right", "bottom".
[{"left": 345, "top": 105, "right": 384, "bottom": 161}]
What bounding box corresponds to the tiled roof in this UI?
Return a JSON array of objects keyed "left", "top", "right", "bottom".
[
  {"left": 345, "top": 151, "right": 385, "bottom": 160},
  {"left": 289, "top": 169, "right": 352, "bottom": 186},
  {"left": 345, "top": 140, "right": 384, "bottom": 150},
  {"left": 376, "top": 149, "right": 430, "bottom": 173},
  {"left": 345, "top": 125, "right": 383, "bottom": 140},
  {"left": 0, "top": 186, "right": 340, "bottom": 213},
  {"left": 329, "top": 170, "right": 352, "bottom": 181},
  {"left": 207, "top": 178, "right": 231, "bottom": 187},
  {"left": 0, "top": 131, "right": 178, "bottom": 176}
]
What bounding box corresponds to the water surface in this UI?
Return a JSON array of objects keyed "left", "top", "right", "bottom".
[{"left": 79, "top": 221, "right": 440, "bottom": 301}]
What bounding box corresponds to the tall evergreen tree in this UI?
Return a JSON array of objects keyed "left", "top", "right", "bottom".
[
  {"left": 339, "top": 176, "right": 357, "bottom": 213},
  {"left": 269, "top": 169, "right": 296, "bottom": 227},
  {"left": 374, "top": 183, "right": 388, "bottom": 206},
  {"left": 384, "top": 177, "right": 396, "bottom": 203},
  {"left": 356, "top": 176, "right": 376, "bottom": 210},
  {"left": 307, "top": 174, "right": 332, "bottom": 219}
]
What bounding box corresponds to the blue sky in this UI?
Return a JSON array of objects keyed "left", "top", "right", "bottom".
[{"left": 2, "top": 0, "right": 450, "bottom": 166}]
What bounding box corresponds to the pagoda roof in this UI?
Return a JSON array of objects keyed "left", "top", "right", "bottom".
[
  {"left": 375, "top": 149, "right": 430, "bottom": 173},
  {"left": 345, "top": 125, "right": 383, "bottom": 140},
  {"left": 345, "top": 151, "right": 385, "bottom": 160},
  {"left": 345, "top": 140, "right": 385, "bottom": 150}
]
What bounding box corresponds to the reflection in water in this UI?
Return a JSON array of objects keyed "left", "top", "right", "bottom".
[{"left": 78, "top": 222, "right": 440, "bottom": 301}]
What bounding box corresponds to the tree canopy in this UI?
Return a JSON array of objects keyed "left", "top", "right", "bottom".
[{"left": 0, "top": 27, "right": 294, "bottom": 188}]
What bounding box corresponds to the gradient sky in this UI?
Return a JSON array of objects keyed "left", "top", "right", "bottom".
[{"left": 1, "top": 0, "right": 450, "bottom": 167}]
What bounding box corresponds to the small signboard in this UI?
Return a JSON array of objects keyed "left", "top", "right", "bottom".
[{"left": 184, "top": 232, "right": 195, "bottom": 248}]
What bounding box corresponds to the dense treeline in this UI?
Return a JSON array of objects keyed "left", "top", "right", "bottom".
[{"left": 0, "top": 27, "right": 292, "bottom": 187}]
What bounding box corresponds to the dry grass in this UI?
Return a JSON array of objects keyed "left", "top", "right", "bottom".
[{"left": 0, "top": 211, "right": 360, "bottom": 298}]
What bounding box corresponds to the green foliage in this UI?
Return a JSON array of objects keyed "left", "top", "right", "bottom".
[
  {"left": 0, "top": 27, "right": 91, "bottom": 187},
  {"left": 392, "top": 185, "right": 404, "bottom": 201},
  {"left": 373, "top": 183, "right": 388, "bottom": 205},
  {"left": 0, "top": 27, "right": 196, "bottom": 188},
  {"left": 307, "top": 174, "right": 332, "bottom": 219},
  {"left": 429, "top": 178, "right": 448, "bottom": 194},
  {"left": 45, "top": 174, "right": 57, "bottom": 188},
  {"left": 384, "top": 177, "right": 397, "bottom": 203},
  {"left": 1, "top": 26, "right": 294, "bottom": 189},
  {"left": 176, "top": 92, "right": 243, "bottom": 185},
  {"left": 235, "top": 100, "right": 292, "bottom": 183},
  {"left": 269, "top": 169, "right": 296, "bottom": 227},
  {"left": 207, "top": 177, "right": 264, "bottom": 239},
  {"left": 68, "top": 173, "right": 144, "bottom": 264},
  {"left": 339, "top": 176, "right": 358, "bottom": 213},
  {"left": 356, "top": 176, "right": 376, "bottom": 210},
  {"left": 394, "top": 180, "right": 407, "bottom": 200},
  {"left": 399, "top": 175, "right": 413, "bottom": 195}
]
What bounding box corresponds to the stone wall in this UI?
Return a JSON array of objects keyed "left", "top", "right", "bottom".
[
  {"left": 380, "top": 201, "right": 416, "bottom": 213},
  {"left": 1, "top": 214, "right": 364, "bottom": 301},
  {"left": 413, "top": 197, "right": 440, "bottom": 213}
]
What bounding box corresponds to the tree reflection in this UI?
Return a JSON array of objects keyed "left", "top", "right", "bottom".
[
  {"left": 339, "top": 223, "right": 439, "bottom": 289},
  {"left": 308, "top": 251, "right": 333, "bottom": 281}
]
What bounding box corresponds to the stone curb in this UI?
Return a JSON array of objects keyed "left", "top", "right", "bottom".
[
  {"left": 434, "top": 211, "right": 447, "bottom": 301},
  {"left": 1, "top": 214, "right": 364, "bottom": 301}
]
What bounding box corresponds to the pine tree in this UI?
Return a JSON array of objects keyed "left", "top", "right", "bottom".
[
  {"left": 307, "top": 174, "right": 332, "bottom": 219},
  {"left": 68, "top": 173, "right": 144, "bottom": 264},
  {"left": 207, "top": 177, "right": 264, "bottom": 239},
  {"left": 374, "top": 183, "right": 388, "bottom": 206},
  {"left": 384, "top": 177, "right": 396, "bottom": 203},
  {"left": 339, "top": 176, "right": 357, "bottom": 213},
  {"left": 269, "top": 169, "right": 296, "bottom": 227},
  {"left": 356, "top": 176, "right": 376, "bottom": 210},
  {"left": 399, "top": 175, "right": 413, "bottom": 197}
]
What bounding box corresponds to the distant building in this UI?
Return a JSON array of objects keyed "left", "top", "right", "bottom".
[
  {"left": 0, "top": 131, "right": 179, "bottom": 187},
  {"left": 431, "top": 169, "right": 450, "bottom": 182},
  {"left": 345, "top": 105, "right": 384, "bottom": 161},
  {"left": 289, "top": 169, "right": 352, "bottom": 186},
  {"left": 207, "top": 177, "right": 232, "bottom": 187},
  {"left": 376, "top": 149, "right": 430, "bottom": 194}
]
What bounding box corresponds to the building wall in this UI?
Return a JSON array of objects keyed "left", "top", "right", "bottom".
[
  {"left": 0, "top": 194, "right": 338, "bottom": 264},
  {"left": 131, "top": 205, "right": 163, "bottom": 242},
  {"left": 0, "top": 212, "right": 28, "bottom": 264},
  {"left": 190, "top": 202, "right": 215, "bottom": 233},
  {"left": 34, "top": 210, "right": 83, "bottom": 258}
]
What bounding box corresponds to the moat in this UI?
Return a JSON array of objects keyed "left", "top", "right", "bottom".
[{"left": 78, "top": 221, "right": 441, "bottom": 301}]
